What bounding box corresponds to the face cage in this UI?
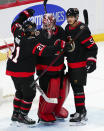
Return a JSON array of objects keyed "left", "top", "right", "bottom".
[{"left": 42, "top": 15, "right": 55, "bottom": 30}]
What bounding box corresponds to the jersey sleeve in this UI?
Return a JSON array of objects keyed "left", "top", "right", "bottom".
[
  {"left": 79, "top": 26, "right": 98, "bottom": 59},
  {"left": 32, "top": 41, "right": 63, "bottom": 57},
  {"left": 11, "top": 10, "right": 32, "bottom": 38},
  {"left": 11, "top": 19, "right": 24, "bottom": 38},
  {"left": 31, "top": 30, "right": 65, "bottom": 57},
  {"left": 17, "top": 37, "right": 63, "bottom": 60}
]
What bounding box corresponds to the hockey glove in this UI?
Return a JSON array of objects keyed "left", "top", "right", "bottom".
[
  {"left": 64, "top": 42, "right": 75, "bottom": 52},
  {"left": 86, "top": 58, "right": 96, "bottom": 73},
  {"left": 54, "top": 39, "right": 65, "bottom": 49},
  {"left": 19, "top": 9, "right": 35, "bottom": 24},
  {"left": 53, "top": 39, "right": 65, "bottom": 55}
]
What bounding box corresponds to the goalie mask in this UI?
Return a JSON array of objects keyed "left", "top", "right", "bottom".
[
  {"left": 42, "top": 14, "right": 56, "bottom": 39},
  {"left": 42, "top": 14, "right": 56, "bottom": 30}
]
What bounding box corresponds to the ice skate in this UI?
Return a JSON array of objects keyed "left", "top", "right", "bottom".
[
  {"left": 17, "top": 113, "right": 36, "bottom": 125},
  {"left": 11, "top": 112, "right": 19, "bottom": 122},
  {"left": 69, "top": 111, "right": 88, "bottom": 126}
]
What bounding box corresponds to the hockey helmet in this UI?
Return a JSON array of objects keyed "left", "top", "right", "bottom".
[
  {"left": 23, "top": 21, "right": 36, "bottom": 36},
  {"left": 42, "top": 13, "right": 56, "bottom": 30},
  {"left": 66, "top": 8, "right": 79, "bottom": 17}
]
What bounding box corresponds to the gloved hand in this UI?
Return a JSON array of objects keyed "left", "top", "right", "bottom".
[
  {"left": 53, "top": 39, "right": 65, "bottom": 55},
  {"left": 86, "top": 60, "right": 96, "bottom": 73},
  {"left": 64, "top": 42, "right": 75, "bottom": 52},
  {"left": 54, "top": 39, "right": 65, "bottom": 49},
  {"left": 19, "top": 9, "right": 35, "bottom": 23}
]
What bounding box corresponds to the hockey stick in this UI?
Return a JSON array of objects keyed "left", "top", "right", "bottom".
[
  {"left": 43, "top": 0, "right": 48, "bottom": 13},
  {"left": 32, "top": 0, "right": 58, "bottom": 104},
  {"left": 3, "top": 40, "right": 12, "bottom": 52},
  {"left": 31, "top": 52, "right": 62, "bottom": 104},
  {"left": 34, "top": 83, "right": 58, "bottom": 103},
  {"left": 0, "top": 43, "right": 13, "bottom": 50},
  {"left": 3, "top": 40, "right": 12, "bottom": 58}
]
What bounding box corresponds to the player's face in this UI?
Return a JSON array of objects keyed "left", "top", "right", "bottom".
[
  {"left": 28, "top": 25, "right": 35, "bottom": 35},
  {"left": 67, "top": 16, "right": 76, "bottom": 25}
]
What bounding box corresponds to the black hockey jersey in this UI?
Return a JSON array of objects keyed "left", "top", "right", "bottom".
[
  {"left": 65, "top": 21, "right": 98, "bottom": 69},
  {"left": 36, "top": 25, "right": 66, "bottom": 76},
  {"left": 6, "top": 20, "right": 63, "bottom": 77}
]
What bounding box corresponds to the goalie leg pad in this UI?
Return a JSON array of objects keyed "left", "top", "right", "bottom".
[
  {"left": 38, "top": 96, "right": 56, "bottom": 122},
  {"left": 38, "top": 77, "right": 61, "bottom": 122},
  {"left": 56, "top": 107, "right": 69, "bottom": 118},
  {"left": 54, "top": 74, "right": 70, "bottom": 118}
]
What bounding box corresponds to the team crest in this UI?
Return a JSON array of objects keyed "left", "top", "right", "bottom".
[{"left": 80, "top": 25, "right": 85, "bottom": 30}]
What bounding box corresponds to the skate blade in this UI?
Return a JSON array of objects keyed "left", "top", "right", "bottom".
[
  {"left": 69, "top": 116, "right": 88, "bottom": 126},
  {"left": 27, "top": 124, "right": 36, "bottom": 128},
  {"left": 69, "top": 119, "right": 87, "bottom": 126},
  {"left": 56, "top": 117, "right": 66, "bottom": 122},
  {"left": 37, "top": 119, "right": 56, "bottom": 126},
  {"left": 18, "top": 122, "right": 36, "bottom": 128},
  {"left": 83, "top": 117, "right": 88, "bottom": 121},
  {"left": 10, "top": 121, "right": 36, "bottom": 128},
  {"left": 69, "top": 121, "right": 86, "bottom": 126},
  {"left": 10, "top": 121, "right": 21, "bottom": 127}
]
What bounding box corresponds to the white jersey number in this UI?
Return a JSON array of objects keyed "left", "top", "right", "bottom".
[{"left": 10, "top": 45, "right": 20, "bottom": 63}]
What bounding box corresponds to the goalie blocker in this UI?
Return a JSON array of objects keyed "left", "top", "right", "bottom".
[{"left": 38, "top": 73, "right": 70, "bottom": 122}]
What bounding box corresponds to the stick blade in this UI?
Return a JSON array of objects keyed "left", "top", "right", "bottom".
[
  {"left": 48, "top": 98, "right": 58, "bottom": 104},
  {"left": 44, "top": 95, "right": 58, "bottom": 103}
]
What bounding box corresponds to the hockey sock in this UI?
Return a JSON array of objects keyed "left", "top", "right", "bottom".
[
  {"left": 20, "top": 100, "right": 32, "bottom": 115},
  {"left": 71, "top": 85, "right": 86, "bottom": 113},
  {"left": 13, "top": 96, "right": 22, "bottom": 113}
]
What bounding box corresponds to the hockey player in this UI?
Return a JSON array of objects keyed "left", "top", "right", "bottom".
[
  {"left": 6, "top": 9, "right": 65, "bottom": 125},
  {"left": 65, "top": 8, "right": 98, "bottom": 124},
  {"left": 36, "top": 14, "right": 73, "bottom": 122}
]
